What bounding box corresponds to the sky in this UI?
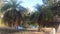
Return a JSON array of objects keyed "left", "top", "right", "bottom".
[{"left": 20, "top": 0, "right": 43, "bottom": 11}]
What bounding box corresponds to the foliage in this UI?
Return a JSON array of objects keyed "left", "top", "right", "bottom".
[
  {"left": 50, "top": 1, "right": 60, "bottom": 16},
  {"left": 34, "top": 4, "right": 55, "bottom": 31},
  {"left": 2, "top": 9, "right": 22, "bottom": 27},
  {"left": 36, "top": 4, "right": 54, "bottom": 22},
  {"left": 1, "top": 0, "right": 26, "bottom": 27},
  {"left": 35, "top": 0, "right": 60, "bottom": 31},
  {"left": 29, "top": 12, "right": 39, "bottom": 26}
]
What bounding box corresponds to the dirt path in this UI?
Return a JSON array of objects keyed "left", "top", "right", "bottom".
[{"left": 14, "top": 32, "right": 47, "bottom": 34}]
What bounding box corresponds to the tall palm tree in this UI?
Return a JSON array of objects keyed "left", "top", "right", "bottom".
[{"left": 1, "top": 0, "right": 26, "bottom": 28}]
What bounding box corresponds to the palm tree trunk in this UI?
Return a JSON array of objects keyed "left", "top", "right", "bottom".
[{"left": 14, "top": 19, "right": 18, "bottom": 29}]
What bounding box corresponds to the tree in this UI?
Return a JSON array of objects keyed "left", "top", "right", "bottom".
[
  {"left": 35, "top": 0, "right": 60, "bottom": 31},
  {"left": 50, "top": 1, "right": 60, "bottom": 31},
  {"left": 29, "top": 12, "right": 39, "bottom": 27},
  {"left": 42, "top": 0, "right": 58, "bottom": 6},
  {"left": 35, "top": 4, "right": 54, "bottom": 31},
  {"left": 1, "top": 0, "right": 26, "bottom": 28}
]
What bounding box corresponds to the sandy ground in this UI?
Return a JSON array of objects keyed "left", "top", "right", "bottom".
[
  {"left": 0, "top": 22, "right": 60, "bottom": 34},
  {"left": 56, "top": 25, "right": 60, "bottom": 34},
  {"left": 14, "top": 32, "right": 47, "bottom": 34}
]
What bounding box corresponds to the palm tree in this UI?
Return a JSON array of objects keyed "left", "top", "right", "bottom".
[{"left": 1, "top": 0, "right": 26, "bottom": 28}]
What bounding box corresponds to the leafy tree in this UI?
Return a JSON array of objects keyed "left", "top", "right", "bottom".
[
  {"left": 49, "top": 1, "right": 60, "bottom": 31},
  {"left": 35, "top": 4, "right": 54, "bottom": 31},
  {"left": 35, "top": 0, "right": 60, "bottom": 31}
]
